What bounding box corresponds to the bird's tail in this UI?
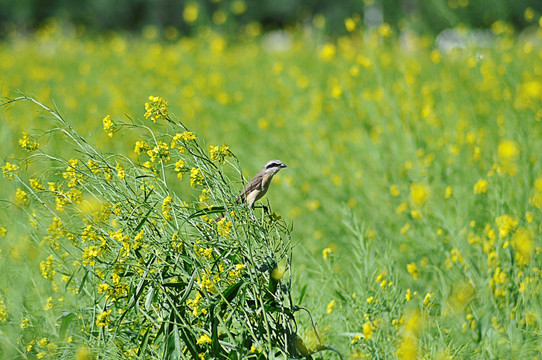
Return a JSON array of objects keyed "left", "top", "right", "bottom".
[{"left": 215, "top": 212, "right": 226, "bottom": 222}]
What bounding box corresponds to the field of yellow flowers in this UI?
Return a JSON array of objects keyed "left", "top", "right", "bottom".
[{"left": 1, "top": 18, "right": 542, "bottom": 359}]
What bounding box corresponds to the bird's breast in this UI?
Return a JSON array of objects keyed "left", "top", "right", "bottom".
[{"left": 261, "top": 173, "right": 273, "bottom": 191}]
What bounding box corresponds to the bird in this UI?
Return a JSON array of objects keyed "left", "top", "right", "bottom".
[{"left": 218, "top": 159, "right": 287, "bottom": 220}]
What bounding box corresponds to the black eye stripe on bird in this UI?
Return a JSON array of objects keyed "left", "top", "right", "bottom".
[{"left": 266, "top": 160, "right": 287, "bottom": 169}]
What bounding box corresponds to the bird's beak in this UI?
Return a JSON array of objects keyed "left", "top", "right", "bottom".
[{"left": 280, "top": 163, "right": 287, "bottom": 168}]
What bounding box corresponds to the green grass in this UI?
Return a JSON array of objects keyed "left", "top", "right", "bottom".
[{"left": 1, "top": 22, "right": 542, "bottom": 359}]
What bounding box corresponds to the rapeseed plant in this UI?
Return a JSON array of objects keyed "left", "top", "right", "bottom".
[
  {"left": 0, "top": 96, "right": 337, "bottom": 359},
  {"left": 1, "top": 18, "right": 542, "bottom": 359}
]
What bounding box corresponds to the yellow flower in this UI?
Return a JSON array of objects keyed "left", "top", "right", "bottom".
[
  {"left": 524, "top": 7, "right": 535, "bottom": 21},
  {"left": 174, "top": 159, "right": 185, "bottom": 180},
  {"left": 20, "top": 317, "right": 30, "bottom": 329},
  {"left": 75, "top": 346, "right": 92, "bottom": 360},
  {"left": 19, "top": 132, "right": 39, "bottom": 151},
  {"left": 116, "top": 163, "right": 125, "bottom": 180},
  {"left": 216, "top": 217, "right": 232, "bottom": 238},
  {"left": 15, "top": 188, "right": 28, "bottom": 206},
  {"left": 390, "top": 184, "right": 400, "bottom": 196},
  {"left": 190, "top": 168, "right": 204, "bottom": 187},
  {"left": 326, "top": 299, "right": 335, "bottom": 314},
  {"left": 319, "top": 43, "right": 336, "bottom": 62},
  {"left": 40, "top": 255, "right": 56, "bottom": 280},
  {"left": 96, "top": 309, "right": 112, "bottom": 328},
  {"left": 162, "top": 195, "right": 173, "bottom": 220},
  {"left": 82, "top": 246, "right": 100, "bottom": 266},
  {"left": 406, "top": 262, "right": 418, "bottom": 280},
  {"left": 322, "top": 247, "right": 332, "bottom": 259},
  {"left": 345, "top": 18, "right": 356, "bottom": 32},
  {"left": 88, "top": 159, "right": 100, "bottom": 175},
  {"left": 362, "top": 321, "right": 376, "bottom": 340},
  {"left": 196, "top": 333, "right": 212, "bottom": 345},
  {"left": 430, "top": 49, "right": 441, "bottom": 64},
  {"left": 44, "top": 297, "right": 53, "bottom": 310},
  {"left": 409, "top": 183, "right": 430, "bottom": 207},
  {"left": 209, "top": 144, "right": 232, "bottom": 164},
  {"left": 423, "top": 292, "right": 435, "bottom": 308},
  {"left": 30, "top": 178, "right": 45, "bottom": 191},
  {"left": 351, "top": 334, "right": 362, "bottom": 344},
  {"left": 444, "top": 186, "right": 452, "bottom": 199},
  {"left": 497, "top": 139, "right": 519, "bottom": 175},
  {"left": 404, "top": 309, "right": 423, "bottom": 335},
  {"left": 97, "top": 283, "right": 110, "bottom": 294},
  {"left": 102, "top": 115, "right": 114, "bottom": 137},
  {"left": 511, "top": 227, "right": 535, "bottom": 266},
  {"left": 183, "top": 2, "right": 199, "bottom": 23},
  {"left": 530, "top": 178, "right": 542, "bottom": 208},
  {"left": 231, "top": 0, "right": 247, "bottom": 15},
  {"left": 199, "top": 188, "right": 210, "bottom": 203},
  {"left": 134, "top": 140, "right": 149, "bottom": 155},
  {"left": 179, "top": 131, "right": 197, "bottom": 141},
  {"left": 446, "top": 249, "right": 466, "bottom": 269},
  {"left": 378, "top": 23, "right": 392, "bottom": 37},
  {"left": 396, "top": 202, "right": 408, "bottom": 215},
  {"left": 147, "top": 141, "right": 170, "bottom": 163},
  {"left": 400, "top": 222, "right": 410, "bottom": 235},
  {"left": 410, "top": 209, "right": 421, "bottom": 220},
  {"left": 525, "top": 311, "right": 537, "bottom": 326},
  {"left": 473, "top": 179, "right": 488, "bottom": 194},
  {"left": 0, "top": 296, "right": 7, "bottom": 322},
  {"left": 2, "top": 162, "right": 19, "bottom": 181},
  {"left": 495, "top": 215, "right": 518, "bottom": 238},
  {"left": 144, "top": 96, "right": 168, "bottom": 123},
  {"left": 396, "top": 334, "right": 418, "bottom": 360},
  {"left": 498, "top": 139, "right": 519, "bottom": 163}
]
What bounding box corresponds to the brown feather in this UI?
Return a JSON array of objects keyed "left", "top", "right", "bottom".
[{"left": 216, "top": 160, "right": 286, "bottom": 221}]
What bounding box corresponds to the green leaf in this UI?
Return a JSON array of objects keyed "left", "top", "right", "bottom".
[
  {"left": 188, "top": 206, "right": 226, "bottom": 219},
  {"left": 178, "top": 270, "right": 196, "bottom": 304},
  {"left": 179, "top": 326, "right": 199, "bottom": 359},
  {"left": 144, "top": 286, "right": 155, "bottom": 311},
  {"left": 137, "top": 326, "right": 151, "bottom": 357},
  {"left": 297, "top": 284, "right": 308, "bottom": 305},
  {"left": 173, "top": 324, "right": 182, "bottom": 359},
  {"left": 77, "top": 269, "right": 89, "bottom": 295},
  {"left": 211, "top": 312, "right": 221, "bottom": 355},
  {"left": 58, "top": 312, "right": 76, "bottom": 339},
  {"left": 63, "top": 271, "right": 76, "bottom": 291},
  {"left": 134, "top": 204, "right": 155, "bottom": 232},
  {"left": 334, "top": 290, "right": 347, "bottom": 302},
  {"left": 223, "top": 281, "right": 244, "bottom": 302},
  {"left": 128, "top": 255, "right": 154, "bottom": 308},
  {"left": 162, "top": 281, "right": 187, "bottom": 289}
]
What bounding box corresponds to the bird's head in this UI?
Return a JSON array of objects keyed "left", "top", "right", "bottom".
[{"left": 263, "top": 159, "right": 287, "bottom": 175}]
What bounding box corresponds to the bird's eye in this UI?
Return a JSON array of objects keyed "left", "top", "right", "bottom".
[{"left": 266, "top": 162, "right": 278, "bottom": 169}]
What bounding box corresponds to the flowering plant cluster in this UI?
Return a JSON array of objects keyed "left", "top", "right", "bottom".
[{"left": 0, "top": 96, "right": 322, "bottom": 359}]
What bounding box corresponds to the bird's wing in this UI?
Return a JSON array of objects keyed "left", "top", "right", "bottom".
[{"left": 236, "top": 173, "right": 263, "bottom": 204}]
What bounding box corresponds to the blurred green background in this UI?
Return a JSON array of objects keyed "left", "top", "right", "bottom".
[
  {"left": 1, "top": 0, "right": 542, "bottom": 359},
  {"left": 1, "top": 0, "right": 541, "bottom": 36}
]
